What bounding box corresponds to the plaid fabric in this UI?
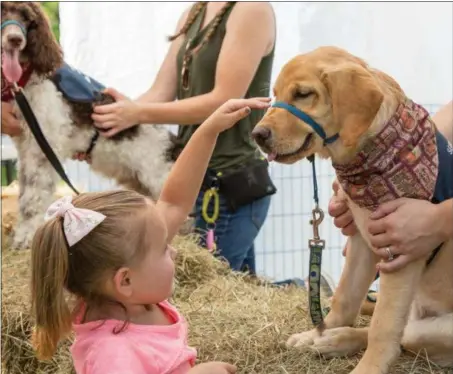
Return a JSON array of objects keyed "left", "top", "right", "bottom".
[{"left": 333, "top": 100, "right": 439, "bottom": 211}]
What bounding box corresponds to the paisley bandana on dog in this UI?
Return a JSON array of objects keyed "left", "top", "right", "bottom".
[{"left": 333, "top": 100, "right": 440, "bottom": 211}]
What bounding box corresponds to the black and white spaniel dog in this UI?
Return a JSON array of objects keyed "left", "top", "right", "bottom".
[{"left": 1, "top": 2, "right": 180, "bottom": 249}]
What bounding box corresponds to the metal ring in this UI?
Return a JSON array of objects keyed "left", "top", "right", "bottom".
[{"left": 385, "top": 246, "right": 394, "bottom": 261}]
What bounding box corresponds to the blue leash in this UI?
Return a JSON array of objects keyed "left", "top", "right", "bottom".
[
  {"left": 272, "top": 102, "right": 339, "bottom": 145},
  {"left": 271, "top": 101, "right": 379, "bottom": 315},
  {"left": 271, "top": 101, "right": 336, "bottom": 328}
]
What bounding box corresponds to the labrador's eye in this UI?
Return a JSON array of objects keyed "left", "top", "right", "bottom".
[{"left": 293, "top": 90, "right": 314, "bottom": 100}]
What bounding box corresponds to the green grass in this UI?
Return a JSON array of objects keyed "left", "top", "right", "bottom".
[
  {"left": 1, "top": 160, "right": 17, "bottom": 186},
  {"left": 41, "top": 2, "right": 60, "bottom": 41}
]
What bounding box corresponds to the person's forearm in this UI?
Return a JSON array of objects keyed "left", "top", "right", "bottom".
[
  {"left": 135, "top": 86, "right": 175, "bottom": 104},
  {"left": 438, "top": 198, "right": 453, "bottom": 240},
  {"left": 432, "top": 100, "right": 453, "bottom": 143},
  {"left": 136, "top": 91, "right": 227, "bottom": 126},
  {"left": 158, "top": 122, "right": 217, "bottom": 217}
]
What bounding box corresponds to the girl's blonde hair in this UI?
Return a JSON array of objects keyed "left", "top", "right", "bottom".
[{"left": 31, "top": 190, "right": 151, "bottom": 360}]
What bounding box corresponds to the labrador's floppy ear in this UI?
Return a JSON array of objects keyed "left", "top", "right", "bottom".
[{"left": 322, "top": 64, "right": 384, "bottom": 147}]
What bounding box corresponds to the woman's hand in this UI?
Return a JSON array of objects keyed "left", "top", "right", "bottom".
[
  {"left": 189, "top": 362, "right": 237, "bottom": 374},
  {"left": 1, "top": 101, "right": 22, "bottom": 137},
  {"left": 91, "top": 88, "right": 139, "bottom": 138},
  {"left": 328, "top": 179, "right": 357, "bottom": 237},
  {"left": 200, "top": 97, "right": 271, "bottom": 136},
  {"left": 368, "top": 198, "right": 451, "bottom": 273}
]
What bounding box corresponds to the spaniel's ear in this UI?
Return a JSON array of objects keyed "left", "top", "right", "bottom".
[
  {"left": 322, "top": 64, "right": 384, "bottom": 148},
  {"left": 25, "top": 2, "right": 63, "bottom": 76}
]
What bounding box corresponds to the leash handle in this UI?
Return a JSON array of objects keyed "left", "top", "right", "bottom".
[
  {"left": 307, "top": 154, "right": 329, "bottom": 327},
  {"left": 308, "top": 238, "right": 327, "bottom": 327},
  {"left": 13, "top": 85, "right": 80, "bottom": 195}
]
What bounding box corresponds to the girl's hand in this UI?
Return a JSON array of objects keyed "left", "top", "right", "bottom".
[
  {"left": 189, "top": 362, "right": 237, "bottom": 374},
  {"left": 201, "top": 97, "right": 271, "bottom": 136},
  {"left": 92, "top": 88, "right": 139, "bottom": 138}
]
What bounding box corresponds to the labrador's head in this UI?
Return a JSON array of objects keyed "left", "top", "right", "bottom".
[{"left": 252, "top": 46, "right": 395, "bottom": 164}]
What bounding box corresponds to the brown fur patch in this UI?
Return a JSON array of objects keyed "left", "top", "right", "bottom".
[{"left": 322, "top": 64, "right": 384, "bottom": 148}]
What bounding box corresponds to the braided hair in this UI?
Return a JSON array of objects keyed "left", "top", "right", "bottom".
[
  {"left": 167, "top": 2, "right": 207, "bottom": 42},
  {"left": 192, "top": 2, "right": 235, "bottom": 54},
  {"left": 172, "top": 2, "right": 236, "bottom": 91},
  {"left": 168, "top": 2, "right": 236, "bottom": 53}
]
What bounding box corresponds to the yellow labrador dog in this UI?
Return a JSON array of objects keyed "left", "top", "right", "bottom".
[{"left": 252, "top": 46, "right": 453, "bottom": 374}]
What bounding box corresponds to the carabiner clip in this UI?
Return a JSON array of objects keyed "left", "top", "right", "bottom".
[{"left": 310, "top": 205, "right": 324, "bottom": 240}]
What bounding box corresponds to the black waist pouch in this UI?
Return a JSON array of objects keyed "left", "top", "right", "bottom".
[{"left": 210, "top": 158, "right": 277, "bottom": 212}]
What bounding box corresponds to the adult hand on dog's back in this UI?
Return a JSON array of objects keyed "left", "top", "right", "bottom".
[
  {"left": 1, "top": 101, "right": 22, "bottom": 137},
  {"left": 74, "top": 97, "right": 271, "bottom": 163},
  {"left": 328, "top": 180, "right": 452, "bottom": 269},
  {"left": 368, "top": 197, "right": 452, "bottom": 273},
  {"left": 72, "top": 88, "right": 133, "bottom": 161},
  {"left": 91, "top": 87, "right": 139, "bottom": 138}
]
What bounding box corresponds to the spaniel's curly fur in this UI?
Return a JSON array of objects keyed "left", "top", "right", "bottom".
[{"left": 1, "top": 2, "right": 179, "bottom": 250}]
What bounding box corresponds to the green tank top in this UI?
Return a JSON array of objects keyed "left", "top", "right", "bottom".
[{"left": 176, "top": 3, "right": 275, "bottom": 172}]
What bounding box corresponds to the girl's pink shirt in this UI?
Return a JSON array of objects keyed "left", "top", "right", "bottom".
[{"left": 71, "top": 300, "right": 197, "bottom": 374}]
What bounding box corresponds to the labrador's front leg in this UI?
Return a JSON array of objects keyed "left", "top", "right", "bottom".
[
  {"left": 351, "top": 259, "right": 425, "bottom": 374},
  {"left": 287, "top": 233, "right": 379, "bottom": 349}
]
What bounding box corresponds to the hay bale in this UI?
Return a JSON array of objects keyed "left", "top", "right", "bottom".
[
  {"left": 1, "top": 181, "right": 81, "bottom": 249},
  {"left": 1, "top": 234, "right": 450, "bottom": 373},
  {"left": 1, "top": 181, "right": 19, "bottom": 248}
]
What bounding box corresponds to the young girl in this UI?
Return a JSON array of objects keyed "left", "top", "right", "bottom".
[
  {"left": 30, "top": 97, "right": 271, "bottom": 374},
  {"left": 75, "top": 2, "right": 277, "bottom": 275}
]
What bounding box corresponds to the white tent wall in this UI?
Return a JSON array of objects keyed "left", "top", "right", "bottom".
[{"left": 56, "top": 1, "right": 452, "bottom": 284}]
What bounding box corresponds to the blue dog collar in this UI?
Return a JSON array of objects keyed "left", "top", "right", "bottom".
[
  {"left": 272, "top": 101, "right": 339, "bottom": 145},
  {"left": 1, "top": 20, "right": 27, "bottom": 36}
]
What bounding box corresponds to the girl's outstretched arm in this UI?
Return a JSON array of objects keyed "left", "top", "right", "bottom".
[{"left": 157, "top": 97, "right": 270, "bottom": 241}]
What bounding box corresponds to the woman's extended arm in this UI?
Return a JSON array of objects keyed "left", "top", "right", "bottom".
[
  {"left": 135, "top": 2, "right": 275, "bottom": 125},
  {"left": 92, "top": 3, "right": 275, "bottom": 137}
]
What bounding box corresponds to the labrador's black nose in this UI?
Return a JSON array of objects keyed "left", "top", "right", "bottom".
[{"left": 251, "top": 126, "right": 272, "bottom": 146}]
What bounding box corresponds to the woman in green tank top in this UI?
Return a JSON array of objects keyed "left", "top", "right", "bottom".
[{"left": 91, "top": 2, "right": 277, "bottom": 275}]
